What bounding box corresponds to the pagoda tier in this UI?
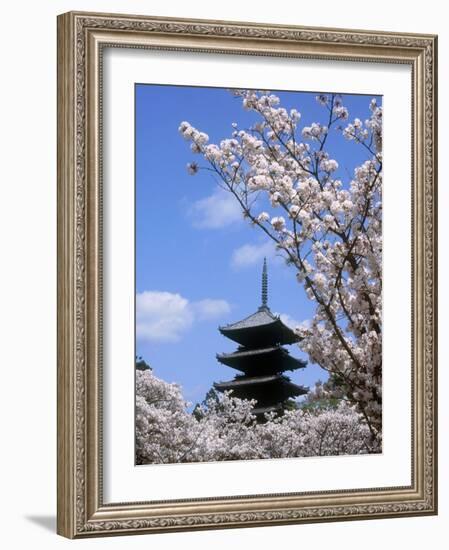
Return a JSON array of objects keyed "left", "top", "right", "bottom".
[
  {"left": 219, "top": 307, "right": 298, "bottom": 347},
  {"left": 214, "top": 374, "right": 307, "bottom": 404},
  {"left": 216, "top": 346, "right": 306, "bottom": 375},
  {"left": 214, "top": 258, "right": 308, "bottom": 419}
]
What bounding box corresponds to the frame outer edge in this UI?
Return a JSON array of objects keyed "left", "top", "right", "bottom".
[
  {"left": 430, "top": 34, "right": 438, "bottom": 514},
  {"left": 57, "top": 12, "right": 77, "bottom": 539},
  {"left": 56, "top": 10, "right": 438, "bottom": 537}
]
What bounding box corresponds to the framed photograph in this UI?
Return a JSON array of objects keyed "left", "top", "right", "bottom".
[{"left": 57, "top": 11, "right": 438, "bottom": 538}]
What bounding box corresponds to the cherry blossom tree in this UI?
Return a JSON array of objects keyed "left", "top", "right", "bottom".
[
  {"left": 136, "top": 370, "right": 375, "bottom": 465},
  {"left": 136, "top": 366, "right": 200, "bottom": 464},
  {"left": 179, "top": 91, "right": 382, "bottom": 443}
]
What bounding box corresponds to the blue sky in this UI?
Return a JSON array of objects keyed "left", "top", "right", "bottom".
[{"left": 135, "top": 84, "right": 381, "bottom": 408}]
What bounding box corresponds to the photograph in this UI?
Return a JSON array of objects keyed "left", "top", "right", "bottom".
[{"left": 135, "top": 85, "right": 383, "bottom": 465}]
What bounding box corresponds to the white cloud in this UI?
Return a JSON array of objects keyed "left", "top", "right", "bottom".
[
  {"left": 279, "top": 313, "right": 302, "bottom": 331},
  {"left": 136, "top": 291, "right": 194, "bottom": 343},
  {"left": 190, "top": 188, "right": 242, "bottom": 229},
  {"left": 231, "top": 241, "right": 275, "bottom": 269},
  {"left": 193, "top": 299, "right": 231, "bottom": 320},
  {"left": 136, "top": 291, "right": 231, "bottom": 343}
]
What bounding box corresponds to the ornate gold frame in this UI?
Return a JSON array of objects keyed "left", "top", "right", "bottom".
[{"left": 57, "top": 11, "right": 438, "bottom": 538}]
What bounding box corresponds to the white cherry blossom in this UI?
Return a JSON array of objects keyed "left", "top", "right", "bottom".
[
  {"left": 179, "top": 90, "right": 383, "bottom": 443},
  {"left": 136, "top": 370, "right": 376, "bottom": 464}
]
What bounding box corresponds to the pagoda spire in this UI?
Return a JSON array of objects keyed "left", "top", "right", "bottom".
[{"left": 261, "top": 257, "right": 268, "bottom": 308}]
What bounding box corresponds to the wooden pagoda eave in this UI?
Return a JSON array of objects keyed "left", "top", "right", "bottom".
[
  {"left": 216, "top": 346, "right": 306, "bottom": 371},
  {"left": 252, "top": 403, "right": 283, "bottom": 415},
  {"left": 214, "top": 375, "right": 308, "bottom": 397},
  {"left": 219, "top": 322, "right": 299, "bottom": 346},
  {"left": 218, "top": 305, "right": 300, "bottom": 346},
  {"left": 214, "top": 374, "right": 281, "bottom": 388}
]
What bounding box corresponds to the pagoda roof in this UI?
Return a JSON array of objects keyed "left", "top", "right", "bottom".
[
  {"left": 214, "top": 374, "right": 308, "bottom": 397},
  {"left": 219, "top": 306, "right": 299, "bottom": 346},
  {"left": 217, "top": 346, "right": 306, "bottom": 372}
]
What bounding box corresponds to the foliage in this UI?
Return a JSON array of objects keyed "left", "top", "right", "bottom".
[
  {"left": 299, "top": 380, "right": 341, "bottom": 412},
  {"left": 135, "top": 356, "right": 151, "bottom": 371}
]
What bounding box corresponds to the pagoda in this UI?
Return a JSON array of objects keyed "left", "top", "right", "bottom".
[{"left": 214, "top": 259, "right": 308, "bottom": 418}]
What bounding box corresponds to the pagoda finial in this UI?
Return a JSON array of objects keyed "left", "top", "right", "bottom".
[{"left": 261, "top": 257, "right": 268, "bottom": 308}]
